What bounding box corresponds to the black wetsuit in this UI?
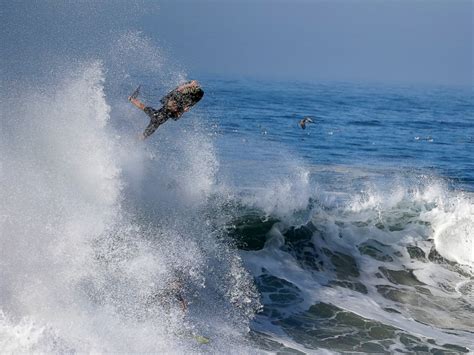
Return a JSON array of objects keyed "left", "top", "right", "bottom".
[
  {"left": 141, "top": 82, "right": 204, "bottom": 139},
  {"left": 142, "top": 106, "right": 174, "bottom": 139}
]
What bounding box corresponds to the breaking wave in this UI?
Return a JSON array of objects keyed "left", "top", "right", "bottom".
[
  {"left": 0, "top": 33, "right": 259, "bottom": 353},
  {"left": 1, "top": 30, "right": 472, "bottom": 354}
]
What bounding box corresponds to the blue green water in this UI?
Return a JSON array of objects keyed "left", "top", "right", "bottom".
[
  {"left": 195, "top": 77, "right": 474, "bottom": 353},
  {"left": 200, "top": 77, "right": 473, "bottom": 192}
]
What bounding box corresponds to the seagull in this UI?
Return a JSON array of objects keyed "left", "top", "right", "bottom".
[{"left": 299, "top": 117, "right": 314, "bottom": 130}]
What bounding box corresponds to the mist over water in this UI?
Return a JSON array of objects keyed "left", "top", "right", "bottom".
[{"left": 1, "top": 5, "right": 473, "bottom": 353}]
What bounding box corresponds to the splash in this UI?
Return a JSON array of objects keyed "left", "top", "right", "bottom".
[
  {"left": 1, "top": 61, "right": 123, "bottom": 351},
  {"left": 0, "top": 47, "right": 260, "bottom": 351}
]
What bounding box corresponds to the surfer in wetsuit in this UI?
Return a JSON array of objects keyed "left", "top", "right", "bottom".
[{"left": 129, "top": 80, "right": 204, "bottom": 139}]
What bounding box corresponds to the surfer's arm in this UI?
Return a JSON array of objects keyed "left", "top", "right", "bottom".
[{"left": 129, "top": 97, "right": 146, "bottom": 111}]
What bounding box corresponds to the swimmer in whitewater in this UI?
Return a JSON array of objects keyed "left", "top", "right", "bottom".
[
  {"left": 146, "top": 271, "right": 188, "bottom": 312},
  {"left": 128, "top": 80, "right": 204, "bottom": 139}
]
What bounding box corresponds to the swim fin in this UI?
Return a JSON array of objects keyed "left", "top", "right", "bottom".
[
  {"left": 129, "top": 85, "right": 141, "bottom": 100},
  {"left": 193, "top": 335, "right": 210, "bottom": 344}
]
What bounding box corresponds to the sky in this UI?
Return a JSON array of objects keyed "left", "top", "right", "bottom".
[
  {"left": 149, "top": 0, "right": 473, "bottom": 86},
  {"left": 2, "top": 0, "right": 473, "bottom": 86}
]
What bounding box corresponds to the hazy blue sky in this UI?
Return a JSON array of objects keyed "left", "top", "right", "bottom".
[
  {"left": 2, "top": 0, "right": 472, "bottom": 86},
  {"left": 148, "top": 1, "right": 473, "bottom": 85}
]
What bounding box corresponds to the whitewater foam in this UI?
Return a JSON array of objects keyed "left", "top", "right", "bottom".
[
  {"left": 1, "top": 51, "right": 261, "bottom": 352},
  {"left": 239, "top": 168, "right": 474, "bottom": 352}
]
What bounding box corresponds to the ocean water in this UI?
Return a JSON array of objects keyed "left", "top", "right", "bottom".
[{"left": 1, "top": 31, "right": 473, "bottom": 354}]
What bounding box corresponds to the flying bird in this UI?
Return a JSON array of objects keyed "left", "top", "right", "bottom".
[{"left": 299, "top": 117, "right": 314, "bottom": 129}]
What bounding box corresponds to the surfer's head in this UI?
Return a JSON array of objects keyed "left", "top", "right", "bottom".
[
  {"left": 179, "top": 80, "right": 204, "bottom": 105},
  {"left": 163, "top": 80, "right": 205, "bottom": 119}
]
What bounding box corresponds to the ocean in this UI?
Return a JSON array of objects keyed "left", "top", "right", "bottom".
[{"left": 1, "top": 32, "right": 473, "bottom": 353}]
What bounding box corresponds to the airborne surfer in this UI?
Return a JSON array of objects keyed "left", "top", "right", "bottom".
[{"left": 129, "top": 80, "right": 204, "bottom": 139}]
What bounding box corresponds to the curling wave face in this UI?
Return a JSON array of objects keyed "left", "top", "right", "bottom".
[{"left": 229, "top": 168, "right": 473, "bottom": 353}]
